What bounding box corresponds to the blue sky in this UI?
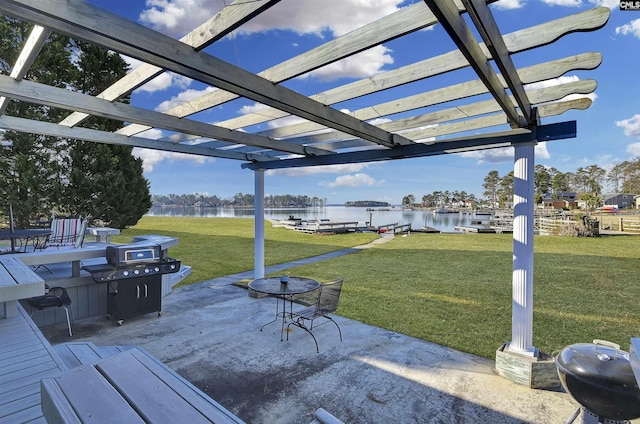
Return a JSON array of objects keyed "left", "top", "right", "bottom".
[{"left": 84, "top": 0, "right": 640, "bottom": 204}]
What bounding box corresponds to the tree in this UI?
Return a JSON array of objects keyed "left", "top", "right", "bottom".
[
  {"left": 0, "top": 21, "right": 151, "bottom": 228},
  {"left": 498, "top": 171, "right": 514, "bottom": 208},
  {"left": 61, "top": 42, "right": 150, "bottom": 228},
  {"left": 534, "top": 165, "right": 552, "bottom": 204},
  {"left": 402, "top": 194, "right": 415, "bottom": 207},
  {"left": 483, "top": 170, "right": 500, "bottom": 208},
  {"left": 580, "top": 192, "right": 602, "bottom": 213},
  {"left": 0, "top": 18, "right": 76, "bottom": 227},
  {"left": 421, "top": 194, "right": 434, "bottom": 207},
  {"left": 614, "top": 159, "right": 640, "bottom": 194}
]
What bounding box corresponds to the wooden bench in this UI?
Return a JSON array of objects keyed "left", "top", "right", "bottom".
[
  {"left": 41, "top": 347, "right": 245, "bottom": 423},
  {"left": 0, "top": 256, "right": 45, "bottom": 318}
]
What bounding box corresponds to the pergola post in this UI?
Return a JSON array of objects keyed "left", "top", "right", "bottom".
[
  {"left": 254, "top": 169, "right": 265, "bottom": 279},
  {"left": 509, "top": 142, "right": 536, "bottom": 356},
  {"left": 496, "top": 142, "right": 559, "bottom": 389}
]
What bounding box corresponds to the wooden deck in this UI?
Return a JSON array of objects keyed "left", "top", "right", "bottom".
[
  {"left": 0, "top": 304, "right": 161, "bottom": 423},
  {"left": 0, "top": 304, "right": 65, "bottom": 423}
]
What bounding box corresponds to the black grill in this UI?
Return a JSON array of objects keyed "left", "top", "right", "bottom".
[{"left": 83, "top": 243, "right": 181, "bottom": 325}]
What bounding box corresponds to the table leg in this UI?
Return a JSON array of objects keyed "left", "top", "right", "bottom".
[
  {"left": 259, "top": 296, "right": 280, "bottom": 332},
  {"left": 279, "top": 296, "right": 287, "bottom": 341}
]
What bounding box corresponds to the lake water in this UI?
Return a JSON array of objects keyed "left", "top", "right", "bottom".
[{"left": 146, "top": 205, "right": 481, "bottom": 233}]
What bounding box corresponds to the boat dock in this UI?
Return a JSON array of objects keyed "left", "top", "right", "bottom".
[
  {"left": 271, "top": 218, "right": 369, "bottom": 234},
  {"left": 454, "top": 225, "right": 513, "bottom": 234}
]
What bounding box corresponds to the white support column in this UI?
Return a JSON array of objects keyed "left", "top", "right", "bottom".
[
  {"left": 509, "top": 143, "right": 536, "bottom": 356},
  {"left": 254, "top": 169, "right": 265, "bottom": 279}
]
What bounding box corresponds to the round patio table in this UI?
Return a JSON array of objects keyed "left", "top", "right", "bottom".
[{"left": 248, "top": 276, "right": 320, "bottom": 341}]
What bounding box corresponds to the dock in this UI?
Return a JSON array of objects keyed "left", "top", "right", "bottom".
[
  {"left": 271, "top": 218, "right": 369, "bottom": 234},
  {"left": 454, "top": 225, "right": 512, "bottom": 233}
]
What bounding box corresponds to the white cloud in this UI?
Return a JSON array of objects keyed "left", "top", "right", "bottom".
[
  {"left": 616, "top": 114, "right": 640, "bottom": 138},
  {"left": 459, "top": 142, "right": 550, "bottom": 163},
  {"left": 234, "top": 0, "right": 402, "bottom": 38},
  {"left": 121, "top": 55, "right": 192, "bottom": 93},
  {"left": 615, "top": 19, "right": 640, "bottom": 39},
  {"left": 136, "top": 72, "right": 192, "bottom": 93},
  {"left": 594, "top": 0, "right": 623, "bottom": 9},
  {"left": 140, "top": 0, "right": 402, "bottom": 38},
  {"left": 627, "top": 142, "right": 640, "bottom": 158},
  {"left": 299, "top": 46, "right": 394, "bottom": 81},
  {"left": 155, "top": 86, "right": 216, "bottom": 112},
  {"left": 321, "top": 173, "right": 385, "bottom": 187},
  {"left": 132, "top": 128, "right": 213, "bottom": 172},
  {"left": 493, "top": 0, "right": 525, "bottom": 10},
  {"left": 139, "top": 0, "right": 213, "bottom": 36},
  {"left": 542, "top": 0, "right": 582, "bottom": 6}
]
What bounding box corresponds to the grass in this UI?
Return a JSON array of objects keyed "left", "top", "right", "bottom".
[{"left": 117, "top": 216, "right": 640, "bottom": 359}]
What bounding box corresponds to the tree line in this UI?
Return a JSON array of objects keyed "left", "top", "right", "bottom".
[
  {"left": 402, "top": 161, "right": 640, "bottom": 209},
  {"left": 152, "top": 193, "right": 328, "bottom": 208},
  {"left": 0, "top": 17, "right": 151, "bottom": 229}
]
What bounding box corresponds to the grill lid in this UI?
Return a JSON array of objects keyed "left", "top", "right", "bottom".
[
  {"left": 556, "top": 340, "right": 640, "bottom": 420},
  {"left": 107, "top": 244, "right": 161, "bottom": 267}
]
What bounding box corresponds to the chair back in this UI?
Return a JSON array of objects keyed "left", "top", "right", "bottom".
[
  {"left": 73, "top": 215, "right": 91, "bottom": 248},
  {"left": 48, "top": 215, "right": 91, "bottom": 248},
  {"left": 50, "top": 217, "right": 82, "bottom": 244},
  {"left": 318, "top": 278, "right": 343, "bottom": 314}
]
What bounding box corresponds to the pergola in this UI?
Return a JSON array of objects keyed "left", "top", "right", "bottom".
[{"left": 0, "top": 0, "right": 609, "bottom": 366}]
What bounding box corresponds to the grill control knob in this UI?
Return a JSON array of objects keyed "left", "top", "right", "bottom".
[
  {"left": 123, "top": 270, "right": 129, "bottom": 277},
  {"left": 134, "top": 269, "right": 140, "bottom": 275},
  {"left": 155, "top": 267, "right": 160, "bottom": 272},
  {"left": 144, "top": 268, "right": 150, "bottom": 274}
]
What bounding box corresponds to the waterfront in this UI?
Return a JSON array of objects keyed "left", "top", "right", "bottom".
[{"left": 146, "top": 205, "right": 479, "bottom": 233}]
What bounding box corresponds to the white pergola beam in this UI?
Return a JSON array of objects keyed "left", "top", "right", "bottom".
[
  {"left": 0, "top": 24, "right": 50, "bottom": 114},
  {"left": 0, "top": 75, "right": 331, "bottom": 156},
  {"left": 0, "top": 115, "right": 267, "bottom": 161},
  {"left": 423, "top": 0, "right": 523, "bottom": 127},
  {"left": 462, "top": 0, "right": 534, "bottom": 126}
]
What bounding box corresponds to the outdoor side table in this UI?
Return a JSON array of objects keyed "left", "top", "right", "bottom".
[{"left": 86, "top": 227, "right": 121, "bottom": 243}]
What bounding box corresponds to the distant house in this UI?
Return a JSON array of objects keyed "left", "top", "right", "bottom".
[
  {"left": 555, "top": 191, "right": 577, "bottom": 201},
  {"left": 542, "top": 192, "right": 578, "bottom": 210},
  {"left": 602, "top": 193, "right": 637, "bottom": 209}
]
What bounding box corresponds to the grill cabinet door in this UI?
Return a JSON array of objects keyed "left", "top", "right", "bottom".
[{"left": 107, "top": 276, "right": 162, "bottom": 322}]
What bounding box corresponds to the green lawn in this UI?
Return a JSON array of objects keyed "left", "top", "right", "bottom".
[{"left": 118, "top": 216, "right": 640, "bottom": 359}]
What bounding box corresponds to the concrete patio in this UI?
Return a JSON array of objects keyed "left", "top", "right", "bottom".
[{"left": 38, "top": 269, "right": 588, "bottom": 424}]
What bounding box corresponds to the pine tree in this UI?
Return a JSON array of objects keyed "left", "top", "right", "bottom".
[
  {"left": 0, "top": 17, "right": 75, "bottom": 227},
  {"left": 1, "top": 21, "right": 151, "bottom": 229},
  {"left": 62, "top": 41, "right": 151, "bottom": 228}
]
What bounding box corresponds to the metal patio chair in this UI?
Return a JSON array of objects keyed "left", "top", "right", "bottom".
[
  {"left": 26, "top": 285, "right": 74, "bottom": 337},
  {"left": 287, "top": 278, "right": 343, "bottom": 353}
]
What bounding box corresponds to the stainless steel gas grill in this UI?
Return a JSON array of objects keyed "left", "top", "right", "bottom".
[{"left": 83, "top": 243, "right": 181, "bottom": 325}]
